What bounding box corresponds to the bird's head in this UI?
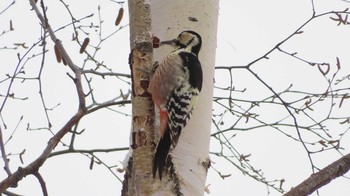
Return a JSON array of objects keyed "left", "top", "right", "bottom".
[{"left": 161, "top": 30, "right": 202, "bottom": 55}]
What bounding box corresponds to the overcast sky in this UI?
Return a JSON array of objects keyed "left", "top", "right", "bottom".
[{"left": 1, "top": 0, "right": 350, "bottom": 195}]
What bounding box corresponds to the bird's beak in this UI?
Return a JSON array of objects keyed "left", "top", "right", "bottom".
[{"left": 160, "top": 39, "right": 177, "bottom": 46}]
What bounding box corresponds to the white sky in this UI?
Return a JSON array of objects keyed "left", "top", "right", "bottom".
[{"left": 1, "top": 0, "right": 350, "bottom": 195}]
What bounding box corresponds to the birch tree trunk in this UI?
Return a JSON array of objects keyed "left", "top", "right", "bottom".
[
  {"left": 151, "top": 1, "right": 219, "bottom": 195},
  {"left": 122, "top": 1, "right": 155, "bottom": 195},
  {"left": 123, "top": 0, "right": 219, "bottom": 195}
]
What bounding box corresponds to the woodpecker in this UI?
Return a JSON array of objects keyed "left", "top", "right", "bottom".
[{"left": 149, "top": 30, "right": 203, "bottom": 180}]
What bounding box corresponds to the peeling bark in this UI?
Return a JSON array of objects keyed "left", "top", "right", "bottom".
[{"left": 122, "top": 0, "right": 155, "bottom": 195}]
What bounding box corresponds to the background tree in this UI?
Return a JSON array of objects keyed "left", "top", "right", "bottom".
[{"left": 0, "top": 0, "right": 350, "bottom": 195}]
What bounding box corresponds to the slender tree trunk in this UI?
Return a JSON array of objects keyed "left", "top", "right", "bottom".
[
  {"left": 122, "top": 0, "right": 155, "bottom": 195},
  {"left": 123, "top": 0, "right": 219, "bottom": 195}
]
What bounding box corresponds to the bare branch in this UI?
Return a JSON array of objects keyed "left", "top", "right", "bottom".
[
  {"left": 0, "top": 0, "right": 15, "bottom": 15},
  {"left": 0, "top": 126, "right": 11, "bottom": 176},
  {"left": 211, "top": 5, "right": 350, "bottom": 193},
  {"left": 82, "top": 69, "right": 131, "bottom": 78},
  {"left": 0, "top": 108, "right": 86, "bottom": 191},
  {"left": 49, "top": 147, "right": 129, "bottom": 157},
  {"left": 2, "top": 190, "right": 23, "bottom": 196},
  {"left": 0, "top": 0, "right": 89, "bottom": 192},
  {"left": 33, "top": 171, "right": 48, "bottom": 196},
  {"left": 285, "top": 153, "right": 350, "bottom": 196}
]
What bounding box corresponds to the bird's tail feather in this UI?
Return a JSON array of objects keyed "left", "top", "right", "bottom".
[{"left": 153, "top": 125, "right": 171, "bottom": 180}]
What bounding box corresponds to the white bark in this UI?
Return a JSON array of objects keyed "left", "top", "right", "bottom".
[{"left": 151, "top": 0, "right": 219, "bottom": 195}]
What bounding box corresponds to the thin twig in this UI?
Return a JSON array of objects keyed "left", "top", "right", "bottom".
[
  {"left": 33, "top": 171, "right": 48, "bottom": 196},
  {"left": 0, "top": 126, "right": 11, "bottom": 176}
]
